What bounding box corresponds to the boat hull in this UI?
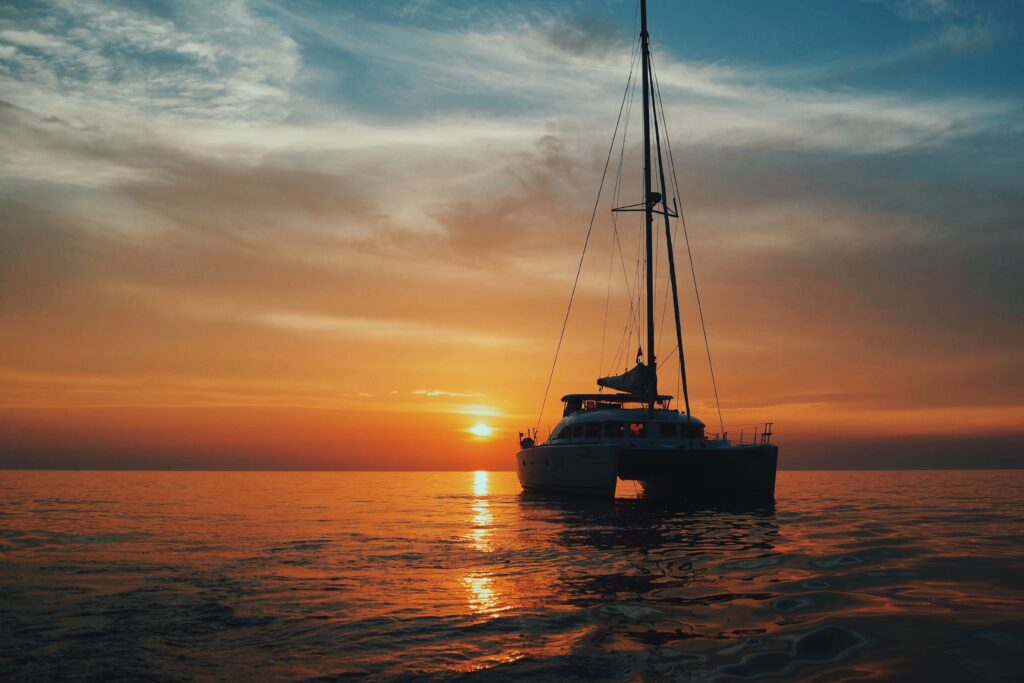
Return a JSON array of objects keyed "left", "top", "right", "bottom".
[
  {"left": 515, "top": 443, "right": 777, "bottom": 498},
  {"left": 618, "top": 444, "right": 777, "bottom": 498},
  {"left": 515, "top": 444, "right": 619, "bottom": 495}
]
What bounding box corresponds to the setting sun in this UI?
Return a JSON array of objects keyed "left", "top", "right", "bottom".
[{"left": 468, "top": 423, "right": 493, "bottom": 438}]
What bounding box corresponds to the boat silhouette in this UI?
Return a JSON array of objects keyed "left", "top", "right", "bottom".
[{"left": 517, "top": 0, "right": 778, "bottom": 498}]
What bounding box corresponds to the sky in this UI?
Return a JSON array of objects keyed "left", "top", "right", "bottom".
[{"left": 1, "top": 0, "right": 1022, "bottom": 470}]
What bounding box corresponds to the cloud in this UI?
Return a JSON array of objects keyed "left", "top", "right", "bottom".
[
  {"left": 0, "top": 29, "right": 69, "bottom": 50},
  {"left": 939, "top": 19, "right": 996, "bottom": 53},
  {"left": 882, "top": 0, "right": 957, "bottom": 22},
  {"left": 866, "top": 0, "right": 1004, "bottom": 58},
  {"left": 0, "top": 0, "right": 1022, "bottom": 467},
  {"left": 0, "top": 0, "right": 298, "bottom": 126},
  {"left": 542, "top": 13, "right": 626, "bottom": 58},
  {"left": 412, "top": 389, "right": 479, "bottom": 397},
  {"left": 260, "top": 312, "right": 522, "bottom": 348}
]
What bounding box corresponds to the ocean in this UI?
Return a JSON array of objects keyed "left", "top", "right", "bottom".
[{"left": 1, "top": 470, "right": 1022, "bottom": 681}]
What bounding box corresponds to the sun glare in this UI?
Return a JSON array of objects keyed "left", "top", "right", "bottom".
[{"left": 468, "top": 422, "right": 493, "bottom": 438}]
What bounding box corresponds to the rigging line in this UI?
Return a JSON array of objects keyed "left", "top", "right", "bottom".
[
  {"left": 610, "top": 290, "right": 634, "bottom": 373},
  {"left": 609, "top": 36, "right": 645, "bottom": 374},
  {"left": 649, "top": 47, "right": 690, "bottom": 416},
  {"left": 605, "top": 30, "right": 643, "bottom": 370},
  {"left": 613, "top": 223, "right": 642, "bottom": 347},
  {"left": 609, "top": 221, "right": 639, "bottom": 373},
  {"left": 651, "top": 58, "right": 684, "bottom": 350},
  {"left": 652, "top": 56, "right": 725, "bottom": 434},
  {"left": 653, "top": 64, "right": 680, "bottom": 360},
  {"left": 611, "top": 228, "right": 639, "bottom": 360},
  {"left": 653, "top": 174, "right": 661, "bottom": 354},
  {"left": 612, "top": 237, "right": 636, "bottom": 372},
  {"left": 676, "top": 346, "right": 681, "bottom": 406},
  {"left": 597, "top": 225, "right": 615, "bottom": 380},
  {"left": 612, "top": 44, "right": 644, "bottom": 353},
  {"left": 612, "top": 222, "right": 643, "bottom": 371},
  {"left": 657, "top": 265, "right": 671, "bottom": 352},
  {"left": 611, "top": 233, "right": 638, "bottom": 370},
  {"left": 651, "top": 181, "right": 667, "bottom": 360},
  {"left": 614, "top": 208, "right": 638, "bottom": 360},
  {"left": 660, "top": 342, "right": 679, "bottom": 366},
  {"left": 599, "top": 32, "right": 641, "bottom": 379},
  {"left": 633, "top": 211, "right": 644, "bottom": 357},
  {"left": 656, "top": 219, "right": 674, "bottom": 354},
  {"left": 597, "top": 235, "right": 614, "bottom": 379},
  {"left": 534, "top": 31, "right": 638, "bottom": 435},
  {"left": 611, "top": 24, "right": 640, "bottom": 214},
  {"left": 630, "top": 210, "right": 638, "bottom": 333}
]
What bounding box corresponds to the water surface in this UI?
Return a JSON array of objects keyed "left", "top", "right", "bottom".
[{"left": 1, "top": 470, "right": 1022, "bottom": 681}]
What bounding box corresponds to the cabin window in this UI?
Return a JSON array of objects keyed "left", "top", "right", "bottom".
[
  {"left": 604, "top": 422, "right": 625, "bottom": 438},
  {"left": 552, "top": 426, "right": 567, "bottom": 440},
  {"left": 659, "top": 423, "right": 676, "bottom": 437},
  {"left": 572, "top": 424, "right": 584, "bottom": 439},
  {"left": 629, "top": 422, "right": 646, "bottom": 437},
  {"left": 585, "top": 423, "right": 601, "bottom": 437}
]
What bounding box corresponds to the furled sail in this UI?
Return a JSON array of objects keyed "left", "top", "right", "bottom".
[{"left": 597, "top": 362, "right": 650, "bottom": 394}]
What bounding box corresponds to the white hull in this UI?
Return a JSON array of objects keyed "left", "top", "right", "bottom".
[{"left": 515, "top": 444, "right": 618, "bottom": 495}]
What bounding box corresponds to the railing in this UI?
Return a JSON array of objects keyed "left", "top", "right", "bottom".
[
  {"left": 522, "top": 422, "right": 775, "bottom": 448},
  {"left": 712, "top": 422, "right": 775, "bottom": 446}
]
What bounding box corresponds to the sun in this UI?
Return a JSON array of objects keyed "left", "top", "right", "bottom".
[{"left": 468, "top": 422, "right": 493, "bottom": 438}]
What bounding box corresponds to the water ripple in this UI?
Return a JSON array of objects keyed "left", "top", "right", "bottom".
[{"left": 1, "top": 470, "right": 1022, "bottom": 681}]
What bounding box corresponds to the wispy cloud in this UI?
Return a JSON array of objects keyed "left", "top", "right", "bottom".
[
  {"left": 260, "top": 312, "right": 523, "bottom": 348},
  {"left": 0, "top": 0, "right": 298, "bottom": 127},
  {"left": 412, "top": 389, "right": 480, "bottom": 397}
]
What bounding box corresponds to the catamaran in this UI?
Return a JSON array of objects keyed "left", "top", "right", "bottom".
[{"left": 516, "top": 0, "right": 778, "bottom": 498}]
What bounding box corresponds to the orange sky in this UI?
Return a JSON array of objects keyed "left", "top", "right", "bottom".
[{"left": 1, "top": 2, "right": 1022, "bottom": 469}]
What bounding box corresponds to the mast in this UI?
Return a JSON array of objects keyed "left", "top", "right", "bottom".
[
  {"left": 640, "top": 0, "right": 657, "bottom": 411},
  {"left": 651, "top": 69, "right": 691, "bottom": 417}
]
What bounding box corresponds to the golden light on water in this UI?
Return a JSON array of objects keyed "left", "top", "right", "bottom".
[
  {"left": 468, "top": 423, "right": 493, "bottom": 438},
  {"left": 470, "top": 472, "right": 492, "bottom": 551},
  {"left": 468, "top": 473, "right": 489, "bottom": 552},
  {"left": 462, "top": 574, "right": 499, "bottom": 614},
  {"left": 473, "top": 470, "right": 488, "bottom": 496},
  {"left": 462, "top": 470, "right": 507, "bottom": 616},
  {"left": 471, "top": 507, "right": 492, "bottom": 552}
]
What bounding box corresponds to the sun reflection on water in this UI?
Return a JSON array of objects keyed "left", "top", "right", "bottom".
[
  {"left": 471, "top": 500, "right": 493, "bottom": 553},
  {"left": 462, "top": 573, "right": 500, "bottom": 614},
  {"left": 462, "top": 470, "right": 508, "bottom": 616},
  {"left": 470, "top": 471, "right": 493, "bottom": 552},
  {"left": 473, "top": 470, "right": 488, "bottom": 496}
]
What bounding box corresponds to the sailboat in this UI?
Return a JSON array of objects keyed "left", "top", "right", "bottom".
[{"left": 516, "top": 0, "right": 778, "bottom": 498}]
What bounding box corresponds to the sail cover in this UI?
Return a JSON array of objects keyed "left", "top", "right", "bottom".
[{"left": 597, "top": 362, "right": 650, "bottom": 394}]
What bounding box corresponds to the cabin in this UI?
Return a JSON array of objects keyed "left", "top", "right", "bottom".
[{"left": 546, "top": 393, "right": 706, "bottom": 445}]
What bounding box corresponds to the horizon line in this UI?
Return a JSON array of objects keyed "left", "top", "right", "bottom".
[{"left": 3, "top": 467, "right": 1023, "bottom": 472}]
